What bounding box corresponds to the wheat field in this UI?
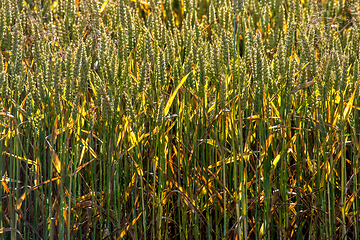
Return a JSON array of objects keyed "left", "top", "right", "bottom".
[{"left": 0, "top": 0, "right": 360, "bottom": 239}]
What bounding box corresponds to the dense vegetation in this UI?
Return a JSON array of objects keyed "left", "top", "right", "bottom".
[{"left": 0, "top": 0, "right": 360, "bottom": 239}]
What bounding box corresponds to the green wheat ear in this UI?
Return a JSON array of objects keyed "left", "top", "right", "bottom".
[
  {"left": 333, "top": 51, "right": 341, "bottom": 92},
  {"left": 184, "top": 50, "right": 195, "bottom": 89},
  {"left": 138, "top": 61, "right": 147, "bottom": 93},
  {"left": 0, "top": 52, "right": 3, "bottom": 73},
  {"left": 158, "top": 49, "right": 167, "bottom": 87},
  {"left": 165, "top": 32, "right": 175, "bottom": 69},
  {"left": 1, "top": 0, "right": 360, "bottom": 239},
  {"left": 100, "top": 84, "right": 113, "bottom": 122},
  {"left": 73, "top": 41, "right": 83, "bottom": 81},
  {"left": 53, "top": 60, "right": 62, "bottom": 116},
  {"left": 352, "top": 59, "right": 359, "bottom": 95},
  {"left": 197, "top": 44, "right": 206, "bottom": 100},
  {"left": 0, "top": 72, "right": 8, "bottom": 103},
  {"left": 0, "top": 54, "right": 4, "bottom": 100},
  {"left": 0, "top": 4, "right": 5, "bottom": 40},
  {"left": 125, "top": 93, "right": 137, "bottom": 131},
  {"left": 221, "top": 30, "right": 229, "bottom": 68},
  {"left": 156, "top": 97, "right": 164, "bottom": 126}
]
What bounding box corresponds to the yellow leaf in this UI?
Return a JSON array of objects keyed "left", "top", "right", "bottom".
[
  {"left": 2, "top": 152, "right": 38, "bottom": 166},
  {"left": 201, "top": 17, "right": 219, "bottom": 33},
  {"left": 198, "top": 139, "right": 216, "bottom": 147},
  {"left": 119, "top": 212, "right": 143, "bottom": 239},
  {"left": 128, "top": 126, "right": 137, "bottom": 144},
  {"left": 16, "top": 188, "right": 32, "bottom": 211},
  {"left": 0, "top": 112, "right": 14, "bottom": 117},
  {"left": 75, "top": 0, "right": 79, "bottom": 9},
  {"left": 289, "top": 79, "right": 314, "bottom": 94},
  {"left": 128, "top": 69, "right": 139, "bottom": 84},
  {"left": 269, "top": 102, "right": 280, "bottom": 118},
  {"left": 131, "top": 0, "right": 151, "bottom": 7},
  {"left": 50, "top": 41, "right": 60, "bottom": 47},
  {"left": 80, "top": 138, "right": 97, "bottom": 158},
  {"left": 163, "top": 73, "right": 190, "bottom": 117},
  {"left": 32, "top": 177, "right": 61, "bottom": 190},
  {"left": 89, "top": 73, "right": 98, "bottom": 98},
  {"left": 72, "top": 158, "right": 97, "bottom": 177},
  {"left": 343, "top": 80, "right": 360, "bottom": 121},
  {"left": 272, "top": 154, "right": 282, "bottom": 169},
  {"left": 132, "top": 160, "right": 144, "bottom": 176},
  {"left": 51, "top": 1, "right": 58, "bottom": 11},
  {"left": 258, "top": 133, "right": 274, "bottom": 166},
  {"left": 79, "top": 138, "right": 88, "bottom": 166},
  {"left": 100, "top": 0, "right": 109, "bottom": 13},
  {"left": 271, "top": 134, "right": 297, "bottom": 169},
  {"left": 246, "top": 115, "right": 260, "bottom": 120},
  {"left": 122, "top": 115, "right": 137, "bottom": 144},
  {"left": 124, "top": 174, "right": 136, "bottom": 202},
  {"left": 1, "top": 181, "right": 10, "bottom": 193},
  {"left": 117, "top": 119, "right": 128, "bottom": 147},
  {"left": 207, "top": 100, "right": 216, "bottom": 113},
  {"left": 345, "top": 195, "right": 355, "bottom": 214},
  {"left": 164, "top": 118, "right": 177, "bottom": 135},
  {"left": 208, "top": 153, "right": 251, "bottom": 169},
  {"left": 47, "top": 142, "right": 61, "bottom": 173}
]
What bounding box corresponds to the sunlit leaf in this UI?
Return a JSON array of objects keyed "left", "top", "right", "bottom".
[
  {"left": 100, "top": 0, "right": 109, "bottom": 13},
  {"left": 163, "top": 72, "right": 190, "bottom": 117}
]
